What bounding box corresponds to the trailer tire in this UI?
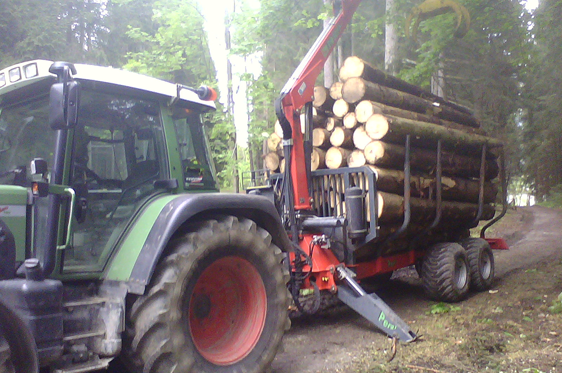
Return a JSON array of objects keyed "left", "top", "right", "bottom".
[
  {"left": 422, "top": 242, "right": 470, "bottom": 302},
  {"left": 123, "top": 216, "right": 290, "bottom": 373},
  {"left": 460, "top": 238, "right": 494, "bottom": 291}
]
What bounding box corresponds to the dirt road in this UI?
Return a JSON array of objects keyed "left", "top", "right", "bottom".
[{"left": 271, "top": 206, "right": 562, "bottom": 373}]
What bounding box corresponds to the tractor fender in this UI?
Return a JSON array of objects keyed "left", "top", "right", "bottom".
[{"left": 106, "top": 193, "right": 292, "bottom": 294}]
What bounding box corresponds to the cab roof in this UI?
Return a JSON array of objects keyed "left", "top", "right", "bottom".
[{"left": 0, "top": 60, "right": 216, "bottom": 111}]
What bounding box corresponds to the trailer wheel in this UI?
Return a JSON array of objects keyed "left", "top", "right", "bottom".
[
  {"left": 422, "top": 242, "right": 470, "bottom": 302},
  {"left": 460, "top": 238, "right": 494, "bottom": 291},
  {"left": 124, "top": 216, "right": 290, "bottom": 373}
]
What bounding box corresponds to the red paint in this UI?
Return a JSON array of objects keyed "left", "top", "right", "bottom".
[
  {"left": 281, "top": 0, "right": 362, "bottom": 211},
  {"left": 0, "top": 207, "right": 8, "bottom": 213},
  {"left": 188, "top": 256, "right": 267, "bottom": 366},
  {"left": 485, "top": 238, "right": 509, "bottom": 250}
]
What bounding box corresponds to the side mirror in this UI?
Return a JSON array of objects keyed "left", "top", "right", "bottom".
[
  {"left": 48, "top": 62, "right": 80, "bottom": 130},
  {"left": 49, "top": 81, "right": 80, "bottom": 130}
]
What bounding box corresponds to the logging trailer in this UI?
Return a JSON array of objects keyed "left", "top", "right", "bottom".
[{"left": 0, "top": 0, "right": 507, "bottom": 372}]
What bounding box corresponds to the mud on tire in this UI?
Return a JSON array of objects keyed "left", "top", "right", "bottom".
[
  {"left": 460, "top": 237, "right": 494, "bottom": 291},
  {"left": 422, "top": 242, "right": 470, "bottom": 302},
  {"left": 123, "top": 216, "right": 290, "bottom": 373}
]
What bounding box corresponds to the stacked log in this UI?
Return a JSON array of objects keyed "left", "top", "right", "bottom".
[{"left": 266, "top": 56, "right": 502, "bottom": 235}]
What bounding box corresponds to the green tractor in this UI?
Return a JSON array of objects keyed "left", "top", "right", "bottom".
[{"left": 0, "top": 60, "right": 291, "bottom": 372}]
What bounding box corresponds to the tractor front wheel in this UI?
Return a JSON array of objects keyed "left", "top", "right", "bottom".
[{"left": 124, "top": 216, "right": 290, "bottom": 373}]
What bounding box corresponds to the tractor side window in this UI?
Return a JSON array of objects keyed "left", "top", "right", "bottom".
[
  {"left": 0, "top": 96, "right": 54, "bottom": 185},
  {"left": 174, "top": 113, "right": 217, "bottom": 191},
  {"left": 64, "top": 90, "right": 166, "bottom": 272}
]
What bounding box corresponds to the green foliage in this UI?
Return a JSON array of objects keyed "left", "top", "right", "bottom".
[
  {"left": 123, "top": 0, "right": 215, "bottom": 86},
  {"left": 548, "top": 292, "right": 562, "bottom": 314},
  {"left": 537, "top": 184, "right": 562, "bottom": 208},
  {"left": 427, "top": 302, "right": 461, "bottom": 315}
]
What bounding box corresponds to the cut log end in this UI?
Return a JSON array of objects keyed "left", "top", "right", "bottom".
[{"left": 365, "top": 114, "right": 389, "bottom": 140}]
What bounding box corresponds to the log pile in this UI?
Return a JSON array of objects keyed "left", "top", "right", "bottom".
[{"left": 266, "top": 56, "right": 502, "bottom": 233}]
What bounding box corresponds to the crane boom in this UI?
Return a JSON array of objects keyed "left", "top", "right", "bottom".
[{"left": 275, "top": 0, "right": 362, "bottom": 211}]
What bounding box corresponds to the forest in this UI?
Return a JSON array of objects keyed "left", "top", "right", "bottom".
[{"left": 1, "top": 0, "right": 560, "bottom": 203}]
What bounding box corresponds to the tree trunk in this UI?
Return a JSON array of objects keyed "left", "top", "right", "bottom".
[
  {"left": 376, "top": 191, "right": 495, "bottom": 224},
  {"left": 313, "top": 86, "right": 335, "bottom": 112},
  {"left": 348, "top": 149, "right": 367, "bottom": 167},
  {"left": 369, "top": 166, "right": 498, "bottom": 204},
  {"left": 385, "top": 0, "right": 398, "bottom": 74},
  {"left": 312, "top": 128, "right": 332, "bottom": 148},
  {"left": 352, "top": 125, "right": 372, "bottom": 150},
  {"left": 342, "top": 77, "right": 480, "bottom": 128},
  {"left": 274, "top": 120, "right": 284, "bottom": 139},
  {"left": 340, "top": 56, "right": 474, "bottom": 117},
  {"left": 330, "top": 81, "right": 343, "bottom": 100},
  {"left": 363, "top": 114, "right": 502, "bottom": 158},
  {"left": 333, "top": 98, "right": 354, "bottom": 118},
  {"left": 326, "top": 147, "right": 352, "bottom": 169},
  {"left": 326, "top": 117, "right": 341, "bottom": 131},
  {"left": 264, "top": 152, "right": 280, "bottom": 172},
  {"left": 311, "top": 147, "right": 326, "bottom": 171},
  {"left": 267, "top": 132, "right": 282, "bottom": 152},
  {"left": 355, "top": 100, "right": 487, "bottom": 135},
  {"left": 363, "top": 141, "right": 499, "bottom": 180},
  {"left": 343, "top": 112, "right": 359, "bottom": 129},
  {"left": 312, "top": 108, "right": 328, "bottom": 127},
  {"left": 330, "top": 127, "right": 354, "bottom": 148}
]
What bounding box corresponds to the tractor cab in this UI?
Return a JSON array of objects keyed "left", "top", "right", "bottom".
[{"left": 0, "top": 60, "right": 217, "bottom": 279}]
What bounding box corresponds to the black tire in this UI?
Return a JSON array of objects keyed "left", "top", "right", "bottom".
[
  {"left": 123, "top": 216, "right": 290, "bottom": 373},
  {"left": 0, "top": 300, "right": 38, "bottom": 373},
  {"left": 422, "top": 242, "right": 470, "bottom": 302},
  {"left": 460, "top": 238, "right": 494, "bottom": 291}
]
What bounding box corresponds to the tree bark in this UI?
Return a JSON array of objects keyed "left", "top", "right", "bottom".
[
  {"left": 355, "top": 100, "right": 487, "bottom": 135},
  {"left": 325, "top": 117, "right": 341, "bottom": 131},
  {"left": 369, "top": 166, "right": 498, "bottom": 204},
  {"left": 342, "top": 77, "right": 480, "bottom": 128},
  {"left": 312, "top": 128, "right": 332, "bottom": 148},
  {"left": 376, "top": 191, "right": 495, "bottom": 224},
  {"left": 311, "top": 147, "right": 326, "bottom": 171},
  {"left": 363, "top": 141, "right": 499, "bottom": 180},
  {"left": 340, "top": 56, "right": 474, "bottom": 117},
  {"left": 313, "top": 86, "right": 335, "bottom": 112},
  {"left": 330, "top": 127, "right": 354, "bottom": 148},
  {"left": 326, "top": 147, "right": 352, "bottom": 169},
  {"left": 363, "top": 114, "right": 502, "bottom": 158}
]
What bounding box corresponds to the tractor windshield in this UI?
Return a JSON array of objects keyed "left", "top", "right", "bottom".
[{"left": 0, "top": 95, "right": 54, "bottom": 185}]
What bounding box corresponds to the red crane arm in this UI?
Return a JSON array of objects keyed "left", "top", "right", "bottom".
[{"left": 275, "top": 0, "right": 362, "bottom": 211}]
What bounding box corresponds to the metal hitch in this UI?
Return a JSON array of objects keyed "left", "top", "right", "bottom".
[{"left": 335, "top": 266, "right": 417, "bottom": 343}]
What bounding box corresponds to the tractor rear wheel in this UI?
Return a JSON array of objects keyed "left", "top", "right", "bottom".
[
  {"left": 460, "top": 238, "right": 494, "bottom": 291},
  {"left": 422, "top": 242, "right": 470, "bottom": 302},
  {"left": 124, "top": 216, "right": 290, "bottom": 373}
]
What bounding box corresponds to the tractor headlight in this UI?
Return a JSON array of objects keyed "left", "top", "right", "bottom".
[
  {"left": 23, "top": 63, "right": 38, "bottom": 78},
  {"left": 9, "top": 67, "right": 21, "bottom": 83},
  {"left": 0, "top": 73, "right": 5, "bottom": 88}
]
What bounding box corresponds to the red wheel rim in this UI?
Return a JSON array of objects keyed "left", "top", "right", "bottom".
[{"left": 188, "top": 256, "right": 267, "bottom": 365}]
